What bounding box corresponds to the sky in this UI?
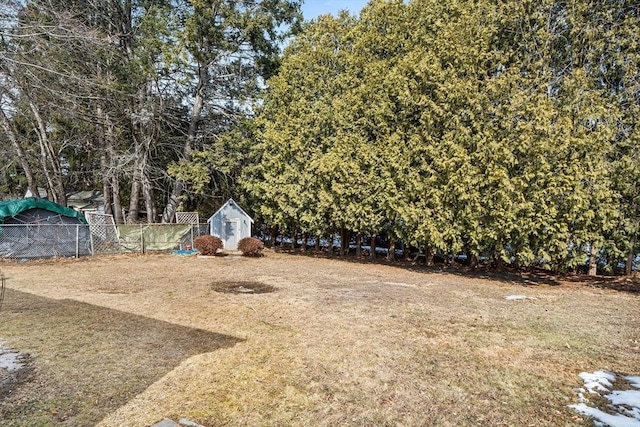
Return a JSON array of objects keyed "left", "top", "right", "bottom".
[{"left": 300, "top": 0, "right": 370, "bottom": 20}]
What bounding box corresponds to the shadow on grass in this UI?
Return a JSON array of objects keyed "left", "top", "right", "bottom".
[
  {"left": 272, "top": 248, "right": 567, "bottom": 287},
  {"left": 0, "top": 288, "right": 243, "bottom": 426},
  {"left": 279, "top": 248, "right": 640, "bottom": 293},
  {"left": 561, "top": 273, "right": 640, "bottom": 293}
]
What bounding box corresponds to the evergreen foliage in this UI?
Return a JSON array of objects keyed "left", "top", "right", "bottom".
[{"left": 244, "top": 0, "right": 640, "bottom": 273}]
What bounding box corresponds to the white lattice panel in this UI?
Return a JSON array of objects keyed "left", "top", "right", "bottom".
[
  {"left": 176, "top": 212, "right": 199, "bottom": 224},
  {"left": 86, "top": 213, "right": 120, "bottom": 253}
]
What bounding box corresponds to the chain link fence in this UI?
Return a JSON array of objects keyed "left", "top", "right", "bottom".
[
  {"left": 0, "top": 222, "right": 210, "bottom": 261},
  {"left": 0, "top": 223, "right": 91, "bottom": 260}
]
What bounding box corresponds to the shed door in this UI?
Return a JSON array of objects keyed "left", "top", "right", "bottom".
[{"left": 224, "top": 219, "right": 241, "bottom": 250}]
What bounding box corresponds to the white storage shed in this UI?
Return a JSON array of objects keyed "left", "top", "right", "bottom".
[{"left": 207, "top": 199, "right": 253, "bottom": 250}]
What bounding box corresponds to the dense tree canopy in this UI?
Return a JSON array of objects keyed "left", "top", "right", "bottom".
[{"left": 245, "top": 0, "right": 639, "bottom": 273}]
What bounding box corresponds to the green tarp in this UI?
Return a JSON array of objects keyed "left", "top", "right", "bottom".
[
  {"left": 0, "top": 198, "right": 87, "bottom": 223},
  {"left": 117, "top": 224, "right": 192, "bottom": 252}
]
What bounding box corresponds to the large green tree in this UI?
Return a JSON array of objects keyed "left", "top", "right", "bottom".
[
  {"left": 243, "top": 13, "right": 357, "bottom": 239},
  {"left": 247, "top": 0, "right": 637, "bottom": 274}
]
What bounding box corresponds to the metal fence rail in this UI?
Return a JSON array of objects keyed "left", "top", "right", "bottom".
[{"left": 0, "top": 223, "right": 210, "bottom": 261}]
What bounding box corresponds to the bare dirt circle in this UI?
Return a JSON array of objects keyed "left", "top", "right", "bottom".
[{"left": 211, "top": 281, "right": 276, "bottom": 294}]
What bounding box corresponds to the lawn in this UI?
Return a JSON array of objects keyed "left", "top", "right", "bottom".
[{"left": 0, "top": 251, "right": 638, "bottom": 426}]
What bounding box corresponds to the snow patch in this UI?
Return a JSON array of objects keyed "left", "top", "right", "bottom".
[
  {"left": 569, "top": 403, "right": 640, "bottom": 427},
  {"left": 627, "top": 377, "right": 640, "bottom": 389},
  {"left": 580, "top": 370, "right": 616, "bottom": 393},
  {"left": 0, "top": 341, "right": 25, "bottom": 373},
  {"left": 383, "top": 282, "right": 416, "bottom": 288},
  {"left": 505, "top": 294, "right": 537, "bottom": 301},
  {"left": 570, "top": 371, "right": 640, "bottom": 427}
]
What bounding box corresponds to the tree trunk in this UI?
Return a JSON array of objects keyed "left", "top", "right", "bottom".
[
  {"left": 0, "top": 107, "right": 38, "bottom": 196},
  {"left": 425, "top": 247, "right": 434, "bottom": 266},
  {"left": 588, "top": 243, "right": 598, "bottom": 276},
  {"left": 270, "top": 226, "right": 277, "bottom": 248},
  {"left": 111, "top": 174, "right": 124, "bottom": 224},
  {"left": 142, "top": 170, "right": 156, "bottom": 222},
  {"left": 29, "top": 102, "right": 66, "bottom": 205},
  {"left": 127, "top": 166, "right": 142, "bottom": 223},
  {"left": 106, "top": 135, "right": 124, "bottom": 224},
  {"left": 140, "top": 142, "right": 156, "bottom": 223},
  {"left": 327, "top": 232, "right": 334, "bottom": 256},
  {"left": 37, "top": 134, "right": 56, "bottom": 201},
  {"left": 625, "top": 235, "right": 636, "bottom": 276},
  {"left": 315, "top": 235, "right": 320, "bottom": 251},
  {"left": 356, "top": 232, "right": 362, "bottom": 257},
  {"left": 128, "top": 115, "right": 153, "bottom": 223},
  {"left": 470, "top": 254, "right": 479, "bottom": 269},
  {"left": 387, "top": 236, "right": 395, "bottom": 261},
  {"left": 301, "top": 233, "right": 308, "bottom": 252},
  {"left": 625, "top": 253, "right": 633, "bottom": 276},
  {"left": 494, "top": 255, "right": 504, "bottom": 270},
  {"left": 369, "top": 236, "right": 376, "bottom": 260},
  {"left": 100, "top": 149, "right": 113, "bottom": 216},
  {"left": 162, "top": 64, "right": 207, "bottom": 223},
  {"left": 162, "top": 181, "right": 184, "bottom": 224},
  {"left": 97, "top": 106, "right": 113, "bottom": 217}
]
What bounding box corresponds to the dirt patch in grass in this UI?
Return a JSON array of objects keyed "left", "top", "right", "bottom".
[
  {"left": 0, "top": 252, "right": 638, "bottom": 426},
  {"left": 211, "top": 281, "right": 276, "bottom": 294}
]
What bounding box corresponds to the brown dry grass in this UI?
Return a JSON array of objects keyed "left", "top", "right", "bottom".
[{"left": 0, "top": 251, "right": 638, "bottom": 426}]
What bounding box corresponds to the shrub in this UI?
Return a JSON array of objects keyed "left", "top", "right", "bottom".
[
  {"left": 194, "top": 235, "right": 223, "bottom": 256},
  {"left": 237, "top": 237, "right": 264, "bottom": 257}
]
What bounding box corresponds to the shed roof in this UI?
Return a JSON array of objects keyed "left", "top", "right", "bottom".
[
  {"left": 0, "top": 198, "right": 87, "bottom": 223},
  {"left": 207, "top": 198, "right": 253, "bottom": 223},
  {"left": 66, "top": 190, "right": 104, "bottom": 210},
  {"left": 24, "top": 187, "right": 48, "bottom": 198}
]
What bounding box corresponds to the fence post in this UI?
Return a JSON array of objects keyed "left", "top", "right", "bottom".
[
  {"left": 75, "top": 225, "right": 80, "bottom": 258},
  {"left": 140, "top": 225, "right": 145, "bottom": 254},
  {"left": 89, "top": 223, "right": 95, "bottom": 256}
]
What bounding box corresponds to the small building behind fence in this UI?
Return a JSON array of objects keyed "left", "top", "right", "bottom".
[
  {"left": 66, "top": 190, "right": 104, "bottom": 215},
  {"left": 207, "top": 199, "right": 253, "bottom": 251}
]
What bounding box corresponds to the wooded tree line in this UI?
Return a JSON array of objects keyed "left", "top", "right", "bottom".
[
  {"left": 244, "top": 0, "right": 640, "bottom": 274},
  {"left": 0, "top": 0, "right": 301, "bottom": 223},
  {"left": 1, "top": 0, "right": 638, "bottom": 274}
]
